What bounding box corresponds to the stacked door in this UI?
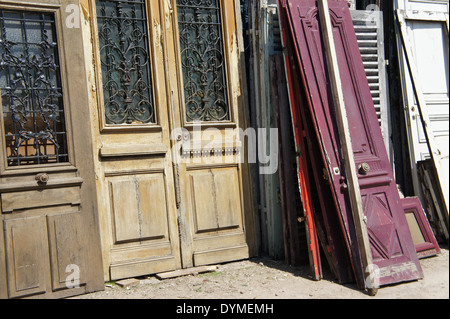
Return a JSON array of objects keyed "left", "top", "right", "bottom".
[
  {"left": 283, "top": 0, "right": 423, "bottom": 288},
  {"left": 88, "top": 0, "right": 256, "bottom": 281},
  {"left": 0, "top": 0, "right": 103, "bottom": 298}
]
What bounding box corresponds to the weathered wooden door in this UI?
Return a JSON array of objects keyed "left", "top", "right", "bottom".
[
  {"left": 171, "top": 0, "right": 254, "bottom": 269},
  {"left": 0, "top": 0, "right": 103, "bottom": 298},
  {"left": 88, "top": 0, "right": 255, "bottom": 281},
  {"left": 89, "top": 0, "right": 183, "bottom": 282},
  {"left": 395, "top": 0, "right": 449, "bottom": 214},
  {"left": 285, "top": 0, "right": 423, "bottom": 287}
]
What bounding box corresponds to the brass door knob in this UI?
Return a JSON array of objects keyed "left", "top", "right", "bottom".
[
  {"left": 358, "top": 163, "right": 370, "bottom": 175},
  {"left": 35, "top": 173, "right": 50, "bottom": 184}
]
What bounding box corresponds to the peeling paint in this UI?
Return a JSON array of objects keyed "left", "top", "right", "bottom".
[
  {"left": 164, "top": 0, "right": 173, "bottom": 29},
  {"left": 154, "top": 19, "right": 163, "bottom": 55},
  {"left": 79, "top": 0, "right": 90, "bottom": 20}
]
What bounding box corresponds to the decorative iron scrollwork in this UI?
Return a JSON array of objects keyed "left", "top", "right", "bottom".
[
  {"left": 96, "top": 0, "right": 155, "bottom": 125},
  {"left": 177, "top": 0, "right": 230, "bottom": 122},
  {"left": 0, "top": 10, "right": 68, "bottom": 166}
]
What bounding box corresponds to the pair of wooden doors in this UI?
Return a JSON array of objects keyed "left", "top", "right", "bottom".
[
  {"left": 0, "top": 0, "right": 254, "bottom": 298},
  {"left": 87, "top": 0, "right": 255, "bottom": 281}
]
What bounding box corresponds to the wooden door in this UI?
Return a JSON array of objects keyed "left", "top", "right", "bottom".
[
  {"left": 88, "top": 0, "right": 255, "bottom": 281},
  {"left": 395, "top": 0, "right": 449, "bottom": 214},
  {"left": 285, "top": 0, "right": 423, "bottom": 287},
  {"left": 88, "top": 0, "right": 182, "bottom": 281},
  {"left": 0, "top": 0, "right": 103, "bottom": 298},
  {"left": 170, "top": 0, "right": 254, "bottom": 269}
]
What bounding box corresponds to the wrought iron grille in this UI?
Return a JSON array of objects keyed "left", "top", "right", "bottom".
[
  {"left": 0, "top": 10, "right": 68, "bottom": 167},
  {"left": 96, "top": 0, "right": 155, "bottom": 125},
  {"left": 177, "top": 0, "right": 230, "bottom": 122}
]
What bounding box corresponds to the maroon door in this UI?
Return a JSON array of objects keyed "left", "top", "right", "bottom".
[
  {"left": 284, "top": 0, "right": 423, "bottom": 287},
  {"left": 280, "top": 0, "right": 355, "bottom": 284}
]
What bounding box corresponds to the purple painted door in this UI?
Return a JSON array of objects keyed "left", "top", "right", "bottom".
[
  {"left": 280, "top": 0, "right": 355, "bottom": 284},
  {"left": 284, "top": 0, "right": 423, "bottom": 287}
]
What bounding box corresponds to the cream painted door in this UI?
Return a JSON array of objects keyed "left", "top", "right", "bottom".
[{"left": 88, "top": 0, "right": 255, "bottom": 281}]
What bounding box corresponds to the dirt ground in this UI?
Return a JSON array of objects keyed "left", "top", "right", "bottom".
[{"left": 71, "top": 245, "right": 449, "bottom": 300}]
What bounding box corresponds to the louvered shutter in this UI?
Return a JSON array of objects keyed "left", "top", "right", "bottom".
[{"left": 351, "top": 10, "right": 392, "bottom": 162}]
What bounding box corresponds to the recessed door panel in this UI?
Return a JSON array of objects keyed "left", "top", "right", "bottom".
[
  {"left": 109, "top": 173, "right": 169, "bottom": 243},
  {"left": 110, "top": 178, "right": 142, "bottom": 243},
  {"left": 136, "top": 174, "right": 169, "bottom": 239},
  {"left": 190, "top": 168, "right": 241, "bottom": 234},
  {"left": 47, "top": 212, "right": 86, "bottom": 291},
  {"left": 4, "top": 216, "right": 49, "bottom": 298}
]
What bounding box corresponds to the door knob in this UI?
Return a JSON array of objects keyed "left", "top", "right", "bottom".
[
  {"left": 358, "top": 163, "right": 370, "bottom": 175},
  {"left": 35, "top": 173, "right": 49, "bottom": 184}
]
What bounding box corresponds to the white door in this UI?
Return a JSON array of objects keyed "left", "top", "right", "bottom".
[{"left": 395, "top": 0, "right": 449, "bottom": 213}]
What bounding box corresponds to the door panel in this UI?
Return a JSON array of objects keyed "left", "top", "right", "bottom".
[
  {"left": 285, "top": 0, "right": 422, "bottom": 287},
  {"left": 109, "top": 173, "right": 169, "bottom": 243},
  {"left": 395, "top": 0, "right": 449, "bottom": 213},
  {"left": 47, "top": 212, "right": 85, "bottom": 291},
  {"left": 401, "top": 196, "right": 440, "bottom": 258},
  {"left": 351, "top": 10, "right": 392, "bottom": 162},
  {"left": 0, "top": 0, "right": 103, "bottom": 299},
  {"left": 190, "top": 168, "right": 241, "bottom": 233},
  {"left": 4, "top": 216, "right": 50, "bottom": 298}
]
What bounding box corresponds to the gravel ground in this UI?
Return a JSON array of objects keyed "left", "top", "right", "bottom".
[{"left": 71, "top": 245, "right": 449, "bottom": 300}]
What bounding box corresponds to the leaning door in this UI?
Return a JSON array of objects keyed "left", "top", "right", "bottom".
[
  {"left": 395, "top": 0, "right": 449, "bottom": 212},
  {"left": 170, "top": 0, "right": 254, "bottom": 268},
  {"left": 285, "top": 0, "right": 423, "bottom": 287},
  {"left": 0, "top": 0, "right": 103, "bottom": 298},
  {"left": 89, "top": 0, "right": 182, "bottom": 281}
]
